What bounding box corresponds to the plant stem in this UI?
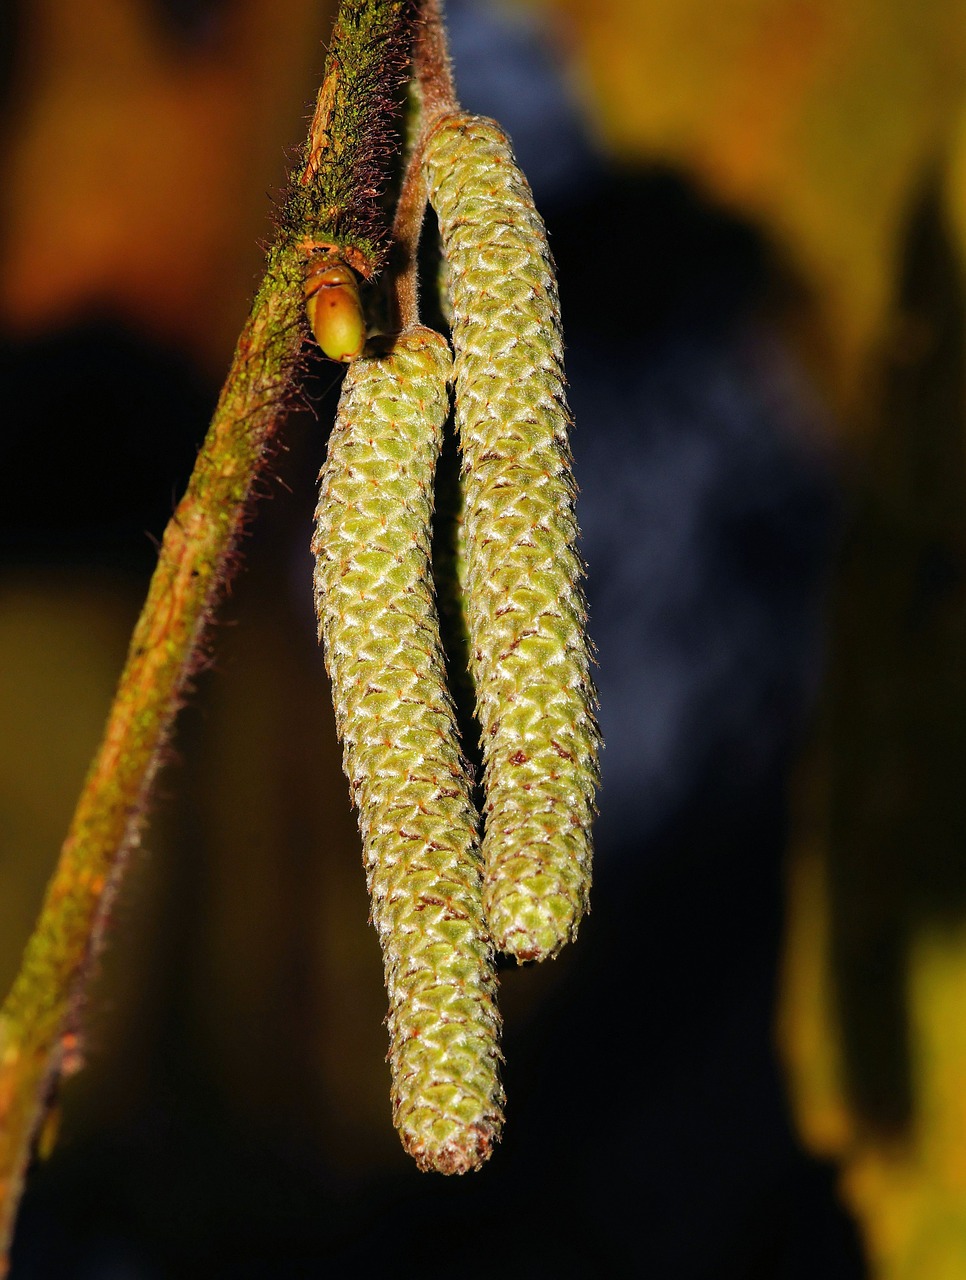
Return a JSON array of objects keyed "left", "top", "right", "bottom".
[
  {"left": 388, "top": 0, "right": 457, "bottom": 328},
  {"left": 413, "top": 0, "right": 457, "bottom": 131},
  {"left": 389, "top": 155, "right": 429, "bottom": 329},
  {"left": 0, "top": 1, "right": 417, "bottom": 1268}
]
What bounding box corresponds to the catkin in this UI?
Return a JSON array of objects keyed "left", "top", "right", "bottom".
[
  {"left": 312, "top": 326, "right": 504, "bottom": 1172},
  {"left": 424, "top": 114, "right": 600, "bottom": 963}
]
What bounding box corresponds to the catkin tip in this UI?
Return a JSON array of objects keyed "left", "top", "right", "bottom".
[
  {"left": 486, "top": 894, "right": 579, "bottom": 963},
  {"left": 402, "top": 1119, "right": 499, "bottom": 1175}
]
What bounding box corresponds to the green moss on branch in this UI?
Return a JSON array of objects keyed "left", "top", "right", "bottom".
[{"left": 286, "top": 0, "right": 415, "bottom": 277}]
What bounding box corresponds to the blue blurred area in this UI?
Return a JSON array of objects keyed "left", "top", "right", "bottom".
[
  {"left": 446, "top": 0, "right": 603, "bottom": 203},
  {"left": 573, "top": 327, "right": 833, "bottom": 857}
]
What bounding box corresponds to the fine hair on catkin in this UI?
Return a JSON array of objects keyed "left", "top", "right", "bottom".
[
  {"left": 312, "top": 326, "right": 504, "bottom": 1173},
  {"left": 424, "top": 112, "right": 600, "bottom": 964}
]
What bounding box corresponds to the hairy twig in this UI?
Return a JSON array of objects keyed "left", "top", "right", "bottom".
[
  {"left": 413, "top": 0, "right": 457, "bottom": 132},
  {"left": 386, "top": 0, "right": 457, "bottom": 328}
]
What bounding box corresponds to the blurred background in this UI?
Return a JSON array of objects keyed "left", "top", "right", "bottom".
[{"left": 3, "top": 0, "right": 966, "bottom": 1275}]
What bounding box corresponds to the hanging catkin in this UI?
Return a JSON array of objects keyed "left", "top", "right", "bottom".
[
  {"left": 312, "top": 326, "right": 504, "bottom": 1172},
  {"left": 424, "top": 113, "right": 600, "bottom": 963}
]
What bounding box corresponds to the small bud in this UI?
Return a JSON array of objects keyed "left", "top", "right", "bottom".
[{"left": 304, "top": 258, "right": 366, "bottom": 362}]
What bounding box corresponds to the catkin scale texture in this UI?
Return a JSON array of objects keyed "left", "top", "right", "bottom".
[
  {"left": 424, "top": 115, "right": 600, "bottom": 962},
  {"left": 312, "top": 327, "right": 503, "bottom": 1172}
]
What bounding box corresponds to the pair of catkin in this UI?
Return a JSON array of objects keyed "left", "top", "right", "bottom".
[{"left": 312, "top": 114, "right": 599, "bottom": 1172}]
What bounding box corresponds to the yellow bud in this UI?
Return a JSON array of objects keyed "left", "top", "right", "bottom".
[{"left": 304, "top": 259, "right": 366, "bottom": 362}]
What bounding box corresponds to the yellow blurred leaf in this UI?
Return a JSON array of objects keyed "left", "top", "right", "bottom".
[{"left": 777, "top": 839, "right": 854, "bottom": 1159}]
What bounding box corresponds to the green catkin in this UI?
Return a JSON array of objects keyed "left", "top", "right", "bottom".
[
  {"left": 312, "top": 326, "right": 504, "bottom": 1173},
  {"left": 424, "top": 113, "right": 600, "bottom": 963}
]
